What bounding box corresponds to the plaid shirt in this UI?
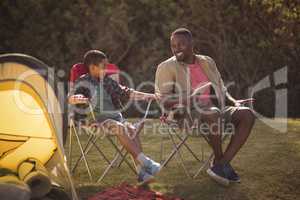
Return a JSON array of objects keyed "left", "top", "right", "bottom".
[{"left": 69, "top": 74, "right": 132, "bottom": 115}]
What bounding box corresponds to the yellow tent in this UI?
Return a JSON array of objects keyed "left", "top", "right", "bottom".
[{"left": 0, "top": 53, "right": 78, "bottom": 199}]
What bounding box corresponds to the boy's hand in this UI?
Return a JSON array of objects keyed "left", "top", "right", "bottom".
[{"left": 69, "top": 94, "right": 89, "bottom": 104}]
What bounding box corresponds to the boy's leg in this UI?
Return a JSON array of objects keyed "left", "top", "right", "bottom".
[
  {"left": 102, "top": 120, "right": 160, "bottom": 175},
  {"left": 124, "top": 122, "right": 144, "bottom": 152},
  {"left": 102, "top": 120, "right": 141, "bottom": 159},
  {"left": 101, "top": 120, "right": 156, "bottom": 184}
]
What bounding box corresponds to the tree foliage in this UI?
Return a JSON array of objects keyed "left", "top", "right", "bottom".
[{"left": 0, "top": 0, "right": 299, "bottom": 117}]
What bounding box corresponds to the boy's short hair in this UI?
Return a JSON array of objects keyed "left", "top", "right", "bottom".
[
  {"left": 83, "top": 50, "right": 107, "bottom": 67},
  {"left": 171, "top": 28, "right": 193, "bottom": 40}
]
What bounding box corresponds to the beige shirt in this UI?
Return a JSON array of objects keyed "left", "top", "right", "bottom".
[{"left": 155, "top": 54, "right": 227, "bottom": 108}]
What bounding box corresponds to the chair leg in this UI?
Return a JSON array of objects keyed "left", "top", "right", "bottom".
[
  {"left": 168, "top": 133, "right": 192, "bottom": 178},
  {"left": 161, "top": 133, "right": 188, "bottom": 168},
  {"left": 160, "top": 126, "right": 214, "bottom": 178},
  {"left": 71, "top": 134, "right": 94, "bottom": 174},
  {"left": 97, "top": 140, "right": 137, "bottom": 183},
  {"left": 74, "top": 130, "right": 112, "bottom": 166},
  {"left": 68, "top": 121, "right": 74, "bottom": 170},
  {"left": 192, "top": 133, "right": 229, "bottom": 179},
  {"left": 116, "top": 150, "right": 129, "bottom": 168},
  {"left": 160, "top": 135, "right": 165, "bottom": 163},
  {"left": 193, "top": 152, "right": 214, "bottom": 179},
  {"left": 106, "top": 137, "right": 137, "bottom": 174},
  {"left": 96, "top": 146, "right": 127, "bottom": 183},
  {"left": 172, "top": 128, "right": 201, "bottom": 163},
  {"left": 72, "top": 124, "right": 93, "bottom": 181},
  {"left": 89, "top": 137, "right": 112, "bottom": 165},
  {"left": 111, "top": 138, "right": 126, "bottom": 168}
]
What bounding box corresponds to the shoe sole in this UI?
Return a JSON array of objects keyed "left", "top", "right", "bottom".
[
  {"left": 206, "top": 168, "right": 230, "bottom": 186},
  {"left": 137, "top": 176, "right": 155, "bottom": 186},
  {"left": 0, "top": 183, "right": 31, "bottom": 200},
  {"left": 230, "top": 179, "right": 241, "bottom": 183},
  {"left": 152, "top": 166, "right": 161, "bottom": 176}
]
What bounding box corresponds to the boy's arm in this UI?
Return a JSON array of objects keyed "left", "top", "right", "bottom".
[{"left": 68, "top": 79, "right": 89, "bottom": 105}]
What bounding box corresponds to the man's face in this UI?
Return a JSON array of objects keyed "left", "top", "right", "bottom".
[{"left": 170, "top": 34, "right": 193, "bottom": 62}]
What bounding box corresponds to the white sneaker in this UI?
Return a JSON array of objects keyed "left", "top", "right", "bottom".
[
  {"left": 144, "top": 159, "right": 161, "bottom": 176},
  {"left": 137, "top": 169, "right": 154, "bottom": 185}
]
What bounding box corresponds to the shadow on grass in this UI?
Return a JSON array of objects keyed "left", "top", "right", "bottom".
[
  {"left": 67, "top": 120, "right": 300, "bottom": 200},
  {"left": 156, "top": 120, "right": 300, "bottom": 200},
  {"left": 77, "top": 184, "right": 106, "bottom": 200}
]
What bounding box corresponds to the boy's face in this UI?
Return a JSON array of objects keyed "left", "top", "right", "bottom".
[{"left": 90, "top": 58, "right": 108, "bottom": 78}]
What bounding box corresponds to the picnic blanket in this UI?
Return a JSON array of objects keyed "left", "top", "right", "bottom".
[{"left": 88, "top": 183, "right": 183, "bottom": 200}]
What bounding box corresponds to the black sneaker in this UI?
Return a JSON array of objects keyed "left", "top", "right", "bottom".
[
  {"left": 206, "top": 164, "right": 230, "bottom": 186},
  {"left": 224, "top": 163, "right": 241, "bottom": 183}
]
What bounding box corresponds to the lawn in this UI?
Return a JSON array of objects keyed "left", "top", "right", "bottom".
[{"left": 65, "top": 119, "right": 300, "bottom": 200}]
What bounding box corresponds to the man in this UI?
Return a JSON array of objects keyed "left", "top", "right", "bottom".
[
  {"left": 155, "top": 28, "right": 255, "bottom": 186},
  {"left": 68, "top": 50, "right": 161, "bottom": 184}
]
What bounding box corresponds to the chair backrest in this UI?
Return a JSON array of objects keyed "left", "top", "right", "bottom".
[
  {"left": 69, "top": 63, "right": 89, "bottom": 123},
  {"left": 69, "top": 63, "right": 120, "bottom": 84},
  {"left": 106, "top": 63, "right": 120, "bottom": 75},
  {"left": 68, "top": 63, "right": 121, "bottom": 123},
  {"left": 70, "top": 63, "right": 88, "bottom": 83}
]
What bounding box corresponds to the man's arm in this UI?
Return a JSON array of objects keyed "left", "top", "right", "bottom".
[
  {"left": 129, "top": 90, "right": 157, "bottom": 101},
  {"left": 206, "top": 56, "right": 250, "bottom": 106},
  {"left": 111, "top": 79, "right": 157, "bottom": 101},
  {"left": 155, "top": 62, "right": 183, "bottom": 108},
  {"left": 226, "top": 92, "right": 255, "bottom": 107},
  {"left": 155, "top": 62, "right": 175, "bottom": 95},
  {"left": 205, "top": 56, "right": 238, "bottom": 107},
  {"left": 226, "top": 92, "right": 238, "bottom": 105}
]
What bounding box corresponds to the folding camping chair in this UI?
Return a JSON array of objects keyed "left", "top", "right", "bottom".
[
  {"left": 68, "top": 101, "right": 153, "bottom": 182},
  {"left": 158, "top": 106, "right": 230, "bottom": 179},
  {"left": 157, "top": 83, "right": 254, "bottom": 179},
  {"left": 67, "top": 63, "right": 153, "bottom": 183}
]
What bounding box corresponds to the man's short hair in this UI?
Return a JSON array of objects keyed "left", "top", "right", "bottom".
[
  {"left": 171, "top": 28, "right": 193, "bottom": 40},
  {"left": 83, "top": 50, "right": 107, "bottom": 67}
]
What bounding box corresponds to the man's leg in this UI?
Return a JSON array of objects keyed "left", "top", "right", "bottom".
[
  {"left": 204, "top": 107, "right": 255, "bottom": 185},
  {"left": 222, "top": 107, "right": 255, "bottom": 163},
  {"left": 200, "top": 111, "right": 223, "bottom": 164},
  {"left": 200, "top": 110, "right": 232, "bottom": 185}
]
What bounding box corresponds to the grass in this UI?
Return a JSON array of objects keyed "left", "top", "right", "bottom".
[{"left": 65, "top": 119, "right": 300, "bottom": 200}]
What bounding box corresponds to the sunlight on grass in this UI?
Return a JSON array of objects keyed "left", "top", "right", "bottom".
[{"left": 65, "top": 119, "right": 300, "bottom": 200}]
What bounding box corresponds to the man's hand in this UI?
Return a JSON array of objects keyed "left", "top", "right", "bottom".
[
  {"left": 142, "top": 93, "right": 158, "bottom": 101},
  {"left": 68, "top": 94, "right": 89, "bottom": 105},
  {"left": 234, "top": 98, "right": 255, "bottom": 107},
  {"left": 154, "top": 93, "right": 162, "bottom": 101}
]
